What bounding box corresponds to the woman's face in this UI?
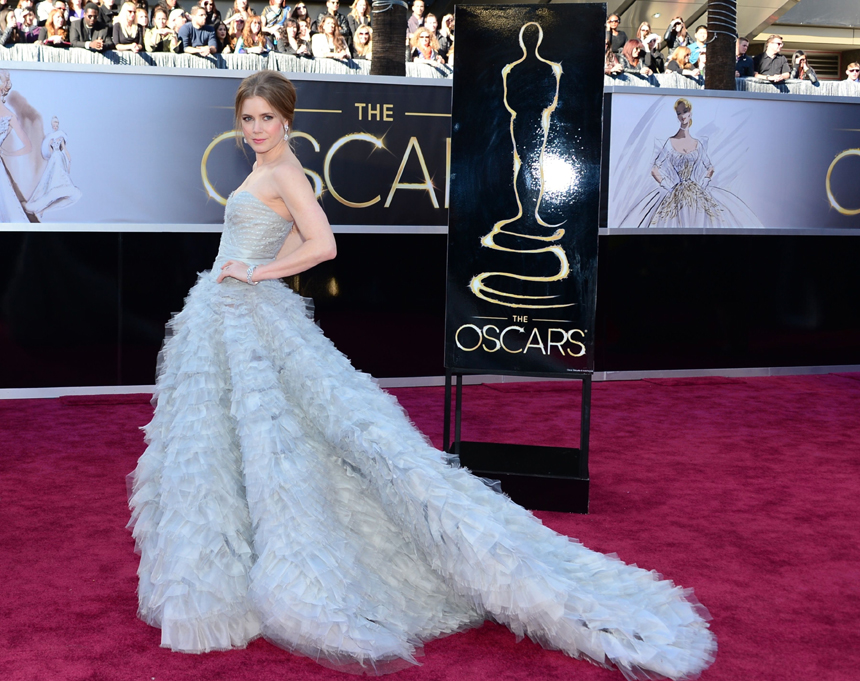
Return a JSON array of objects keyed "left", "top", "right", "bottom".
[
  {"left": 356, "top": 28, "right": 369, "bottom": 43},
  {"left": 355, "top": 0, "right": 366, "bottom": 14},
  {"left": 294, "top": 3, "right": 306, "bottom": 16},
  {"left": 286, "top": 23, "right": 296, "bottom": 37},
  {"left": 298, "top": 21, "right": 308, "bottom": 38},
  {"left": 237, "top": 0, "right": 247, "bottom": 8},
  {"left": 639, "top": 23, "right": 650, "bottom": 37},
  {"left": 250, "top": 18, "right": 261, "bottom": 33},
  {"left": 676, "top": 107, "right": 692, "bottom": 127},
  {"left": 52, "top": 119, "right": 59, "bottom": 131},
  {"left": 216, "top": 23, "right": 227, "bottom": 38},
  {"left": 166, "top": 0, "right": 176, "bottom": 8},
  {"left": 22, "top": 11, "right": 35, "bottom": 25},
  {"left": 154, "top": 12, "right": 166, "bottom": 27},
  {"left": 322, "top": 17, "right": 334, "bottom": 34},
  {"left": 52, "top": 12, "right": 63, "bottom": 27},
  {"left": 417, "top": 31, "right": 431, "bottom": 47},
  {"left": 233, "top": 18, "right": 244, "bottom": 33},
  {"left": 136, "top": 8, "right": 147, "bottom": 24},
  {"left": 240, "top": 95, "right": 287, "bottom": 154}
]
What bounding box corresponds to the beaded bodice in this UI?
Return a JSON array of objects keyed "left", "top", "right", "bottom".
[
  {"left": 216, "top": 191, "right": 294, "bottom": 266},
  {"left": 0, "top": 116, "right": 12, "bottom": 145}
]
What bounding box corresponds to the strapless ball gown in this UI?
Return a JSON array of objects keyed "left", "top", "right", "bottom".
[{"left": 127, "top": 190, "right": 716, "bottom": 679}]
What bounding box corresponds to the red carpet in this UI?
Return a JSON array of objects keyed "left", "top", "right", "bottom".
[{"left": 1, "top": 374, "right": 858, "bottom": 681}]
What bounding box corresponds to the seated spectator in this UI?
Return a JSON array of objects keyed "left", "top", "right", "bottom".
[
  {"left": 663, "top": 16, "right": 689, "bottom": 50},
  {"left": 410, "top": 26, "right": 442, "bottom": 64},
  {"left": 352, "top": 23, "right": 370, "bottom": 59},
  {"left": 276, "top": 18, "right": 308, "bottom": 56},
  {"left": 642, "top": 33, "right": 664, "bottom": 73},
  {"left": 68, "top": 0, "right": 84, "bottom": 19},
  {"left": 144, "top": 6, "right": 180, "bottom": 50},
  {"left": 260, "top": 0, "right": 286, "bottom": 40},
  {"left": 212, "top": 19, "right": 229, "bottom": 51},
  {"left": 178, "top": 5, "right": 214, "bottom": 55},
  {"left": 314, "top": 0, "right": 349, "bottom": 43},
  {"left": 98, "top": 0, "right": 115, "bottom": 27},
  {"left": 688, "top": 25, "right": 707, "bottom": 66},
  {"left": 225, "top": 10, "right": 242, "bottom": 48},
  {"left": 235, "top": 12, "right": 269, "bottom": 54},
  {"left": 406, "top": 0, "right": 423, "bottom": 40},
  {"left": 17, "top": 8, "right": 41, "bottom": 41},
  {"left": 0, "top": 6, "right": 19, "bottom": 44},
  {"left": 223, "top": 0, "right": 246, "bottom": 27},
  {"left": 38, "top": 7, "right": 68, "bottom": 44},
  {"left": 311, "top": 14, "right": 348, "bottom": 59},
  {"left": 296, "top": 15, "right": 310, "bottom": 45},
  {"left": 290, "top": 1, "right": 307, "bottom": 22},
  {"left": 70, "top": 1, "right": 113, "bottom": 49},
  {"left": 113, "top": 1, "right": 143, "bottom": 51},
  {"left": 666, "top": 46, "right": 700, "bottom": 77},
  {"left": 754, "top": 35, "right": 790, "bottom": 83},
  {"left": 790, "top": 50, "right": 818, "bottom": 83},
  {"left": 166, "top": 6, "right": 185, "bottom": 34},
  {"left": 438, "top": 12, "right": 453, "bottom": 61},
  {"left": 619, "top": 39, "right": 652, "bottom": 77},
  {"left": 735, "top": 37, "right": 754, "bottom": 77},
  {"left": 845, "top": 62, "right": 860, "bottom": 83},
  {"left": 346, "top": 0, "right": 369, "bottom": 46},
  {"left": 604, "top": 43, "right": 623, "bottom": 76},
  {"left": 605, "top": 13, "right": 626, "bottom": 55},
  {"left": 199, "top": 0, "right": 219, "bottom": 25}
]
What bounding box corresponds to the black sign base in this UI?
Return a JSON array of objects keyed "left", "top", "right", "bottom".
[{"left": 450, "top": 441, "right": 589, "bottom": 514}]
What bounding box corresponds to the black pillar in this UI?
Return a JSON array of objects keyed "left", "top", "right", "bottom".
[
  {"left": 371, "top": 1, "right": 407, "bottom": 77},
  {"left": 705, "top": 0, "right": 737, "bottom": 90}
]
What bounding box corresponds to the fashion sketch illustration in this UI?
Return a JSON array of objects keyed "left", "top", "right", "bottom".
[
  {"left": 618, "top": 98, "right": 761, "bottom": 229},
  {"left": 0, "top": 70, "right": 33, "bottom": 223},
  {"left": 25, "top": 116, "right": 82, "bottom": 219}
]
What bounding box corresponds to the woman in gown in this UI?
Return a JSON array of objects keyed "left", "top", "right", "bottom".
[
  {"left": 0, "top": 70, "right": 32, "bottom": 223},
  {"left": 25, "top": 116, "right": 82, "bottom": 219},
  {"left": 127, "top": 72, "right": 716, "bottom": 680},
  {"left": 620, "top": 98, "right": 760, "bottom": 229}
]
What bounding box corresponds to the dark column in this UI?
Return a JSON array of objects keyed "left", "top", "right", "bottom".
[
  {"left": 370, "top": 1, "right": 407, "bottom": 77},
  {"left": 705, "top": 0, "right": 737, "bottom": 90}
]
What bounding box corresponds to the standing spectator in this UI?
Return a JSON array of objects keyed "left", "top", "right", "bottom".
[
  {"left": 14, "top": 0, "right": 35, "bottom": 24},
  {"left": 619, "top": 39, "right": 652, "bottom": 77},
  {"left": 735, "top": 37, "right": 754, "bottom": 77},
  {"left": 314, "top": 0, "right": 348, "bottom": 40},
  {"left": 666, "top": 45, "right": 699, "bottom": 77},
  {"left": 260, "top": 0, "right": 286, "bottom": 40},
  {"left": 346, "top": 0, "right": 367, "bottom": 44},
  {"left": 311, "top": 13, "right": 347, "bottom": 59},
  {"left": 38, "top": 7, "right": 68, "bottom": 44},
  {"left": 178, "top": 4, "right": 215, "bottom": 55},
  {"left": 113, "top": 0, "right": 143, "bottom": 50},
  {"left": 663, "top": 16, "right": 689, "bottom": 49},
  {"left": 17, "top": 8, "right": 41, "bottom": 40},
  {"left": 144, "top": 5, "right": 179, "bottom": 50},
  {"left": 844, "top": 62, "right": 860, "bottom": 83},
  {"left": 153, "top": 0, "right": 181, "bottom": 24},
  {"left": 438, "top": 12, "right": 452, "bottom": 61},
  {"left": 276, "top": 17, "right": 307, "bottom": 55},
  {"left": 688, "top": 25, "right": 707, "bottom": 66},
  {"left": 423, "top": 12, "right": 438, "bottom": 42},
  {"left": 223, "top": 0, "right": 246, "bottom": 26},
  {"left": 289, "top": 1, "right": 306, "bottom": 21},
  {"left": 69, "top": 1, "right": 113, "bottom": 49},
  {"left": 406, "top": 0, "right": 422, "bottom": 39},
  {"left": 635, "top": 21, "right": 650, "bottom": 44},
  {"left": 98, "top": 0, "right": 115, "bottom": 26},
  {"left": 642, "top": 33, "right": 664, "bottom": 74},
  {"left": 235, "top": 11, "right": 269, "bottom": 53},
  {"left": 351, "top": 22, "right": 370, "bottom": 59},
  {"left": 753, "top": 34, "right": 790, "bottom": 83},
  {"left": 790, "top": 50, "right": 818, "bottom": 83},
  {"left": 199, "top": 0, "right": 219, "bottom": 25},
  {"left": 225, "top": 10, "right": 242, "bottom": 47},
  {"left": 605, "top": 14, "right": 626, "bottom": 55},
  {"left": 410, "top": 26, "right": 442, "bottom": 64},
  {"left": 68, "top": 0, "right": 84, "bottom": 19}
]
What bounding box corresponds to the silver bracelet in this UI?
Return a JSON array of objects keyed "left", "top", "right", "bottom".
[{"left": 246, "top": 265, "right": 259, "bottom": 286}]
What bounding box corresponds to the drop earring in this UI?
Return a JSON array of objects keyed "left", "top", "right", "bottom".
[{"left": 283, "top": 125, "right": 290, "bottom": 141}]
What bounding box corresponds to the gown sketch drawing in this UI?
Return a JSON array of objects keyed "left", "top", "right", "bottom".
[
  {"left": 0, "top": 115, "right": 31, "bottom": 223},
  {"left": 127, "top": 189, "right": 716, "bottom": 679},
  {"left": 619, "top": 98, "right": 761, "bottom": 229},
  {"left": 25, "top": 117, "right": 82, "bottom": 219}
]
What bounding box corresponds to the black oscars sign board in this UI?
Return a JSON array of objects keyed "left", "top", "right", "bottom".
[{"left": 444, "top": 4, "right": 605, "bottom": 513}]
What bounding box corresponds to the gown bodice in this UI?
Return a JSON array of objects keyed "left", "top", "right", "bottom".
[
  {"left": 0, "top": 116, "right": 11, "bottom": 146},
  {"left": 215, "top": 190, "right": 294, "bottom": 266},
  {"left": 670, "top": 146, "right": 699, "bottom": 182}
]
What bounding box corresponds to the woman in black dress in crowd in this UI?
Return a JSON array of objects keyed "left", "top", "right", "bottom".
[
  {"left": 113, "top": 0, "right": 144, "bottom": 52},
  {"left": 790, "top": 50, "right": 818, "bottom": 83},
  {"left": 275, "top": 17, "right": 309, "bottom": 56},
  {"left": 666, "top": 45, "right": 700, "bottom": 78},
  {"left": 605, "top": 13, "right": 626, "bottom": 55},
  {"left": 619, "top": 38, "right": 653, "bottom": 77}
]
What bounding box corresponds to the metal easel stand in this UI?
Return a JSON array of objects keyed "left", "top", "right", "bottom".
[{"left": 443, "top": 368, "right": 592, "bottom": 514}]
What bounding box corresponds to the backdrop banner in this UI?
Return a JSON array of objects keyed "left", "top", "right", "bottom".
[
  {"left": 0, "top": 66, "right": 451, "bottom": 229},
  {"left": 607, "top": 90, "right": 860, "bottom": 230},
  {"left": 444, "top": 4, "right": 605, "bottom": 374}
]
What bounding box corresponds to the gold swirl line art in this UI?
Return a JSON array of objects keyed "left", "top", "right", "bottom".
[
  {"left": 471, "top": 21, "right": 574, "bottom": 309},
  {"left": 826, "top": 148, "right": 860, "bottom": 216}
]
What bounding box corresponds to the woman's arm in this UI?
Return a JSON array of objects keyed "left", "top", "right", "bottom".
[{"left": 217, "top": 163, "right": 336, "bottom": 284}]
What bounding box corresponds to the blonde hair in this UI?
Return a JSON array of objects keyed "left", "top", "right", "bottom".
[
  {"left": 118, "top": 2, "right": 139, "bottom": 39},
  {"left": 353, "top": 24, "right": 371, "bottom": 58},
  {"left": 670, "top": 46, "right": 692, "bottom": 68},
  {"left": 0, "top": 71, "right": 11, "bottom": 103},
  {"left": 234, "top": 71, "right": 297, "bottom": 143},
  {"left": 674, "top": 97, "right": 693, "bottom": 127}
]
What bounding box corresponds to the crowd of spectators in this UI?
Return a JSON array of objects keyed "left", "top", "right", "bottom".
[{"left": 0, "top": 0, "right": 455, "bottom": 64}]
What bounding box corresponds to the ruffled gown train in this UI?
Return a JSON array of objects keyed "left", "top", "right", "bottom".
[{"left": 127, "top": 191, "right": 716, "bottom": 679}]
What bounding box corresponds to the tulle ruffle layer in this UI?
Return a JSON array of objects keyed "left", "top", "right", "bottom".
[{"left": 127, "top": 272, "right": 716, "bottom": 679}]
